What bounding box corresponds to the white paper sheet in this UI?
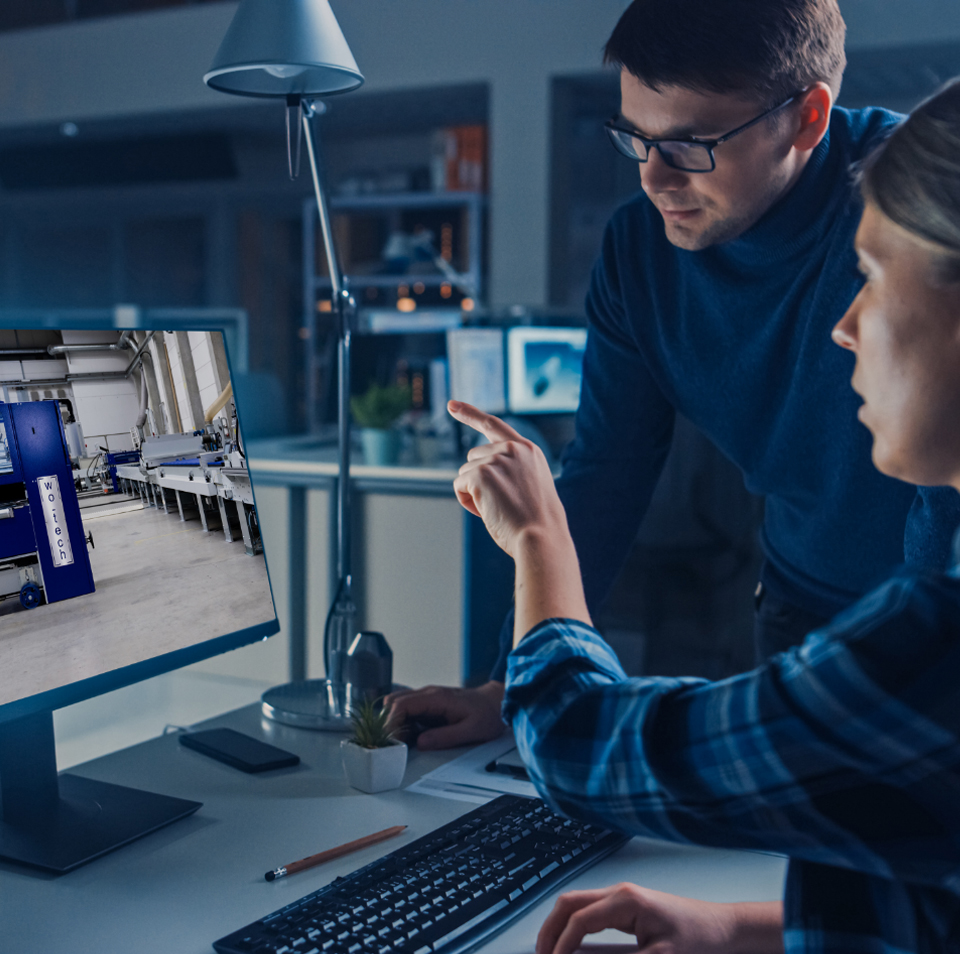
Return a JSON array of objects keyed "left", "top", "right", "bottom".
[{"left": 406, "top": 733, "right": 539, "bottom": 803}]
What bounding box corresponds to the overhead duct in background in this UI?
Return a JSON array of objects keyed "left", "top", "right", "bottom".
[
  {"left": 204, "top": 381, "right": 233, "bottom": 424},
  {"left": 135, "top": 365, "right": 149, "bottom": 428},
  {"left": 2, "top": 332, "right": 133, "bottom": 358},
  {"left": 47, "top": 331, "right": 133, "bottom": 356},
  {"left": 3, "top": 332, "right": 157, "bottom": 389},
  {"left": 9, "top": 373, "right": 130, "bottom": 387},
  {"left": 123, "top": 332, "right": 156, "bottom": 377}
]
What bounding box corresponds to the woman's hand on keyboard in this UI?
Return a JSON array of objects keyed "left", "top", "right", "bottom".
[{"left": 536, "top": 884, "right": 784, "bottom": 954}]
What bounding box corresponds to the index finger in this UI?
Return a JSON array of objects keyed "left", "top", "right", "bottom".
[{"left": 448, "top": 400, "right": 524, "bottom": 444}]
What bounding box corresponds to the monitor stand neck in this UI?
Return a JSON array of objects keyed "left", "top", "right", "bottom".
[
  {"left": 0, "top": 711, "right": 59, "bottom": 823},
  {"left": 0, "top": 709, "right": 202, "bottom": 873}
]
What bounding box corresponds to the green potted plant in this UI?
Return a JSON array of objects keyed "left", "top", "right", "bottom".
[
  {"left": 351, "top": 382, "right": 412, "bottom": 466},
  {"left": 340, "top": 699, "right": 408, "bottom": 793}
]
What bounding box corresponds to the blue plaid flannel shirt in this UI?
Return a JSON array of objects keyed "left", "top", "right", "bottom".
[{"left": 503, "top": 564, "right": 960, "bottom": 954}]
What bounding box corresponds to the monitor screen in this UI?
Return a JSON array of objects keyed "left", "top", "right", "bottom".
[
  {"left": 0, "top": 326, "right": 279, "bottom": 872},
  {"left": 446, "top": 328, "right": 506, "bottom": 414},
  {"left": 506, "top": 326, "right": 587, "bottom": 414}
]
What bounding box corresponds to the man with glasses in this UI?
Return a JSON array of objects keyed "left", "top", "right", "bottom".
[
  {"left": 605, "top": 90, "right": 805, "bottom": 178},
  {"left": 386, "top": 0, "right": 960, "bottom": 749}
]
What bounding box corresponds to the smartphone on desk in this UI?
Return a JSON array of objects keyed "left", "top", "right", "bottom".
[
  {"left": 179, "top": 728, "right": 300, "bottom": 773},
  {"left": 485, "top": 747, "right": 530, "bottom": 781}
]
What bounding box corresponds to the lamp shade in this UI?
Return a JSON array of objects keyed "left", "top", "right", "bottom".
[{"left": 204, "top": 0, "right": 363, "bottom": 98}]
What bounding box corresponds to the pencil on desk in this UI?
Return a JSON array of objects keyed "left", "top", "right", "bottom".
[{"left": 265, "top": 825, "right": 407, "bottom": 882}]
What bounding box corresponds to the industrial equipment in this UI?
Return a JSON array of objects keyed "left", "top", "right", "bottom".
[
  {"left": 103, "top": 450, "right": 140, "bottom": 494},
  {"left": 114, "top": 411, "right": 262, "bottom": 556},
  {"left": 0, "top": 401, "right": 96, "bottom": 609}
]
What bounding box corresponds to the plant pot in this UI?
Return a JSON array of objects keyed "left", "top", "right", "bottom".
[
  {"left": 341, "top": 739, "right": 408, "bottom": 793},
  {"left": 360, "top": 428, "right": 401, "bottom": 466}
]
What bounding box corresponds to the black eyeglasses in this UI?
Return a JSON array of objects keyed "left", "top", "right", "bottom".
[{"left": 604, "top": 91, "right": 805, "bottom": 173}]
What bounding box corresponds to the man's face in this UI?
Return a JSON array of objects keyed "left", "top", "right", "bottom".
[
  {"left": 619, "top": 71, "right": 806, "bottom": 250},
  {"left": 832, "top": 203, "right": 960, "bottom": 487}
]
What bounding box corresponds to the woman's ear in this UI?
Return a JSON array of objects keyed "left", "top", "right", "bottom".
[{"left": 792, "top": 84, "right": 833, "bottom": 153}]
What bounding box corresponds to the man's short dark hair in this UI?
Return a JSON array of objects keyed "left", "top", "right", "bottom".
[{"left": 604, "top": 0, "right": 847, "bottom": 105}]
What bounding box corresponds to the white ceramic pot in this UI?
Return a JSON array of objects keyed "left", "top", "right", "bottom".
[{"left": 340, "top": 739, "right": 408, "bottom": 793}]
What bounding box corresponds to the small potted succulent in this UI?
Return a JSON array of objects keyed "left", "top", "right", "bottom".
[
  {"left": 340, "top": 699, "right": 408, "bottom": 793},
  {"left": 351, "top": 383, "right": 412, "bottom": 466}
]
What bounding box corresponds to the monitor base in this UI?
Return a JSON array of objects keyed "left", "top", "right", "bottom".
[
  {"left": 0, "top": 773, "right": 201, "bottom": 873},
  {"left": 261, "top": 678, "right": 354, "bottom": 731},
  {"left": 261, "top": 680, "right": 407, "bottom": 731}
]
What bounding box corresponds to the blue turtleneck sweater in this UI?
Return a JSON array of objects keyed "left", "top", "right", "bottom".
[{"left": 491, "top": 106, "right": 960, "bottom": 680}]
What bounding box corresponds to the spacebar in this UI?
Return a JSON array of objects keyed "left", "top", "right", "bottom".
[{"left": 418, "top": 895, "right": 511, "bottom": 950}]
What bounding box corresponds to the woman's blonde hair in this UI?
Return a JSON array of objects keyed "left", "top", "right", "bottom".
[{"left": 861, "top": 77, "right": 960, "bottom": 281}]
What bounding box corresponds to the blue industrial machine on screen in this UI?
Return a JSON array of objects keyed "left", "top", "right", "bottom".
[
  {"left": 0, "top": 400, "right": 96, "bottom": 610},
  {"left": 103, "top": 448, "right": 140, "bottom": 494}
]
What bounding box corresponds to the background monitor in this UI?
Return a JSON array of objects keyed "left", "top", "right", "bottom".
[
  {"left": 0, "top": 325, "right": 279, "bottom": 873},
  {"left": 506, "top": 326, "right": 587, "bottom": 414},
  {"left": 446, "top": 328, "right": 506, "bottom": 414}
]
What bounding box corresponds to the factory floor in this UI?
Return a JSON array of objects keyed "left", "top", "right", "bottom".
[{"left": 1, "top": 491, "right": 277, "bottom": 768}]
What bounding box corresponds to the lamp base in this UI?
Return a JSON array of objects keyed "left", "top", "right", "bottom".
[{"left": 261, "top": 680, "right": 405, "bottom": 731}]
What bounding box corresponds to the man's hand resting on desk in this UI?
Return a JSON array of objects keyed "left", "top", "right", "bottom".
[
  {"left": 537, "top": 885, "right": 784, "bottom": 954},
  {"left": 383, "top": 681, "right": 506, "bottom": 751}
]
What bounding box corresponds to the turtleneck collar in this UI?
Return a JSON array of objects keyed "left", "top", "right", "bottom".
[{"left": 709, "top": 115, "right": 846, "bottom": 267}]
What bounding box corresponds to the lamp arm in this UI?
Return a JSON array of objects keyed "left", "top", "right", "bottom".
[
  {"left": 302, "top": 102, "right": 352, "bottom": 578},
  {"left": 302, "top": 104, "right": 342, "bottom": 301}
]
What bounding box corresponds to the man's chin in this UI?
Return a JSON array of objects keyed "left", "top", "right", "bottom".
[
  {"left": 662, "top": 221, "right": 716, "bottom": 251},
  {"left": 661, "top": 211, "right": 754, "bottom": 251},
  {"left": 663, "top": 225, "right": 711, "bottom": 251}
]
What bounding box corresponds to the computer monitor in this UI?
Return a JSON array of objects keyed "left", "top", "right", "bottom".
[
  {"left": 506, "top": 326, "right": 587, "bottom": 414},
  {"left": 446, "top": 328, "right": 506, "bottom": 414},
  {"left": 0, "top": 325, "right": 279, "bottom": 873}
]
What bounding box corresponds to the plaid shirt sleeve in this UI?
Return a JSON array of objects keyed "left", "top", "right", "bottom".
[{"left": 502, "top": 567, "right": 960, "bottom": 895}]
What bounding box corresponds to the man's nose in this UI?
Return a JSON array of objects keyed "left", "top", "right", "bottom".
[{"left": 640, "top": 147, "right": 689, "bottom": 192}]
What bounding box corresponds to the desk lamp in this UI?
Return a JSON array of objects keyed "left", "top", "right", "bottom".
[{"left": 205, "top": 0, "right": 363, "bottom": 728}]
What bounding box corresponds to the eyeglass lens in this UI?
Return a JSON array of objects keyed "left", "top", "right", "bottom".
[{"left": 607, "top": 127, "right": 714, "bottom": 172}]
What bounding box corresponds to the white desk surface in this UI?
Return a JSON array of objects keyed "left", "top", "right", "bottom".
[{"left": 0, "top": 704, "right": 786, "bottom": 954}]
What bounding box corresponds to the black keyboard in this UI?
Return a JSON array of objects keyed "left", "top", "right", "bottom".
[{"left": 213, "top": 794, "right": 629, "bottom": 954}]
